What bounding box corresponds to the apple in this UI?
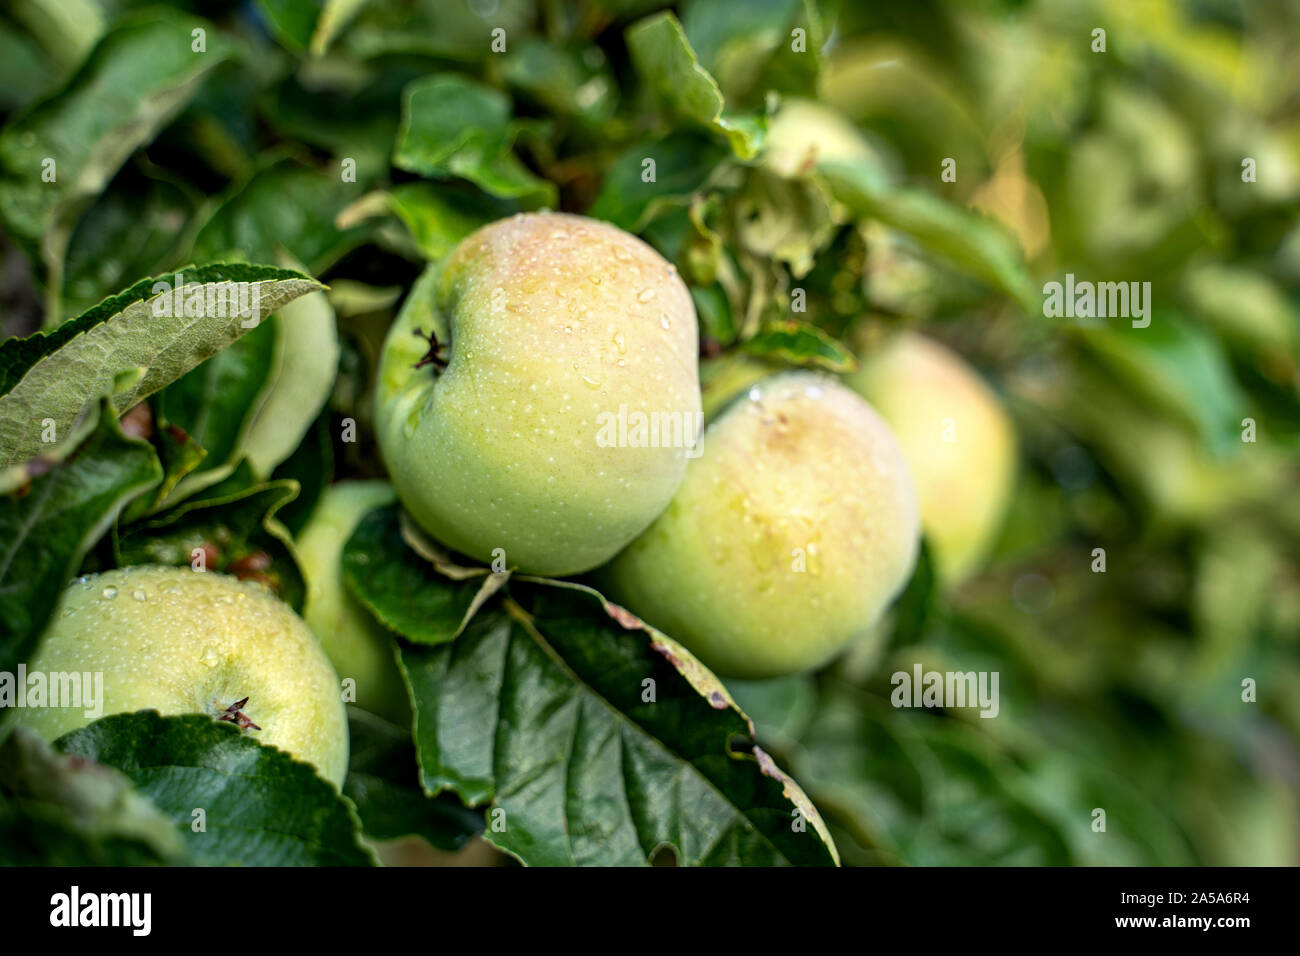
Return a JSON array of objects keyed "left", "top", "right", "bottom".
[
  {"left": 8, "top": 566, "right": 349, "bottom": 787},
  {"left": 374, "top": 212, "right": 701, "bottom": 576},
  {"left": 844, "top": 331, "right": 1016, "bottom": 582},
  {"left": 603, "top": 372, "right": 920, "bottom": 679},
  {"left": 296, "top": 480, "right": 409, "bottom": 724}
]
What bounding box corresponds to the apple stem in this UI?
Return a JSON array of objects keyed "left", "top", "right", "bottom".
[
  {"left": 216, "top": 697, "right": 261, "bottom": 732},
  {"left": 412, "top": 327, "right": 449, "bottom": 372}
]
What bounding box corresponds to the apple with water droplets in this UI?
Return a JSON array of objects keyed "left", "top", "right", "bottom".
[
  {"left": 7, "top": 566, "right": 349, "bottom": 786},
  {"left": 375, "top": 212, "right": 702, "bottom": 576},
  {"left": 603, "top": 372, "right": 921, "bottom": 679}
]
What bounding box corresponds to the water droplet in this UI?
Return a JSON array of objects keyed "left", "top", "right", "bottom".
[
  {"left": 637, "top": 288, "right": 655, "bottom": 303},
  {"left": 659, "top": 313, "right": 672, "bottom": 330},
  {"left": 201, "top": 646, "right": 219, "bottom": 668},
  {"left": 805, "top": 384, "right": 823, "bottom": 399},
  {"left": 132, "top": 589, "right": 146, "bottom": 602},
  {"left": 748, "top": 387, "right": 762, "bottom": 402},
  {"left": 581, "top": 374, "right": 602, "bottom": 389},
  {"left": 101, "top": 586, "right": 118, "bottom": 600},
  {"left": 612, "top": 331, "right": 626, "bottom": 354}
]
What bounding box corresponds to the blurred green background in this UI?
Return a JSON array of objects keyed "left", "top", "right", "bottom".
[{"left": 1, "top": 0, "right": 1297, "bottom": 866}]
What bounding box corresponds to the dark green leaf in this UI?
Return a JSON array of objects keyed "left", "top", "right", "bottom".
[
  {"left": 61, "top": 170, "right": 197, "bottom": 318},
  {"left": 0, "top": 400, "right": 161, "bottom": 676},
  {"left": 393, "top": 75, "right": 556, "bottom": 207},
  {"left": 626, "top": 11, "right": 765, "bottom": 159},
  {"left": 0, "top": 10, "right": 230, "bottom": 300},
  {"left": 398, "top": 576, "right": 839, "bottom": 866},
  {"left": 256, "top": 0, "right": 319, "bottom": 53},
  {"left": 742, "top": 319, "right": 857, "bottom": 373},
  {"left": 153, "top": 319, "right": 277, "bottom": 475},
  {"left": 269, "top": 411, "right": 333, "bottom": 537},
  {"left": 343, "top": 709, "right": 484, "bottom": 851},
  {"left": 190, "top": 160, "right": 371, "bottom": 273},
  {"left": 502, "top": 38, "right": 618, "bottom": 125},
  {"left": 0, "top": 724, "right": 188, "bottom": 866},
  {"left": 683, "top": 0, "right": 821, "bottom": 105},
  {"left": 342, "top": 504, "right": 499, "bottom": 645},
  {"left": 56, "top": 712, "right": 374, "bottom": 866},
  {"left": 115, "top": 475, "right": 306, "bottom": 611},
  {"left": 588, "top": 133, "right": 728, "bottom": 233}
]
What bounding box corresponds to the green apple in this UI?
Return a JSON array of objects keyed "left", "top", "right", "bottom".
[
  {"left": 845, "top": 331, "right": 1016, "bottom": 582},
  {"left": 375, "top": 212, "right": 701, "bottom": 576},
  {"left": 297, "top": 480, "right": 409, "bottom": 724},
  {"left": 603, "top": 372, "right": 920, "bottom": 679},
  {"left": 9, "top": 566, "right": 349, "bottom": 787}
]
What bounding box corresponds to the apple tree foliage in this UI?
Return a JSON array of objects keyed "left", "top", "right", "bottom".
[{"left": 2, "top": 0, "right": 1297, "bottom": 866}]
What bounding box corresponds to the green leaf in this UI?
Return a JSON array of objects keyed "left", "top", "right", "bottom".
[
  {"left": 342, "top": 505, "right": 503, "bottom": 645},
  {"left": 115, "top": 471, "right": 307, "bottom": 611},
  {"left": 0, "top": 400, "right": 161, "bottom": 677},
  {"left": 382, "top": 182, "right": 519, "bottom": 260},
  {"left": 0, "top": 726, "right": 189, "bottom": 866},
  {"left": 682, "top": 0, "right": 822, "bottom": 105},
  {"left": 61, "top": 169, "right": 197, "bottom": 318},
  {"left": 393, "top": 75, "right": 556, "bottom": 207},
  {"left": 190, "top": 160, "right": 372, "bottom": 273},
  {"left": 264, "top": 68, "right": 415, "bottom": 177},
  {"left": 0, "top": 18, "right": 57, "bottom": 112},
  {"left": 55, "top": 712, "right": 374, "bottom": 866},
  {"left": 1073, "top": 316, "right": 1247, "bottom": 455},
  {"left": 794, "top": 688, "right": 1071, "bottom": 866},
  {"left": 5, "top": 0, "right": 104, "bottom": 73},
  {"left": 0, "top": 10, "right": 230, "bottom": 311},
  {"left": 394, "top": 574, "right": 839, "bottom": 866},
  {"left": 888, "top": 538, "right": 938, "bottom": 649},
  {"left": 343, "top": 709, "right": 485, "bottom": 851},
  {"left": 691, "top": 283, "right": 738, "bottom": 349},
  {"left": 819, "top": 161, "right": 1039, "bottom": 314},
  {"left": 626, "top": 11, "right": 764, "bottom": 160},
  {"left": 310, "top": 0, "right": 370, "bottom": 57},
  {"left": 269, "top": 411, "right": 333, "bottom": 538},
  {"left": 120, "top": 411, "right": 207, "bottom": 523},
  {"left": 742, "top": 319, "right": 858, "bottom": 373},
  {"left": 153, "top": 319, "right": 278, "bottom": 479},
  {"left": 588, "top": 133, "right": 729, "bottom": 233},
  {"left": 502, "top": 37, "right": 618, "bottom": 125},
  {"left": 0, "top": 263, "right": 323, "bottom": 469},
  {"left": 335, "top": 0, "right": 534, "bottom": 62},
  {"left": 256, "top": 0, "right": 320, "bottom": 53},
  {"left": 238, "top": 286, "right": 339, "bottom": 477}
]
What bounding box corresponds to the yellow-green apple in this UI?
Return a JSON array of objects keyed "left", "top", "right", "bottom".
[
  {"left": 8, "top": 566, "right": 349, "bottom": 786},
  {"left": 603, "top": 372, "right": 920, "bottom": 679},
  {"left": 296, "top": 480, "right": 409, "bottom": 724},
  {"left": 845, "top": 331, "right": 1016, "bottom": 581},
  {"left": 375, "top": 212, "right": 701, "bottom": 576}
]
